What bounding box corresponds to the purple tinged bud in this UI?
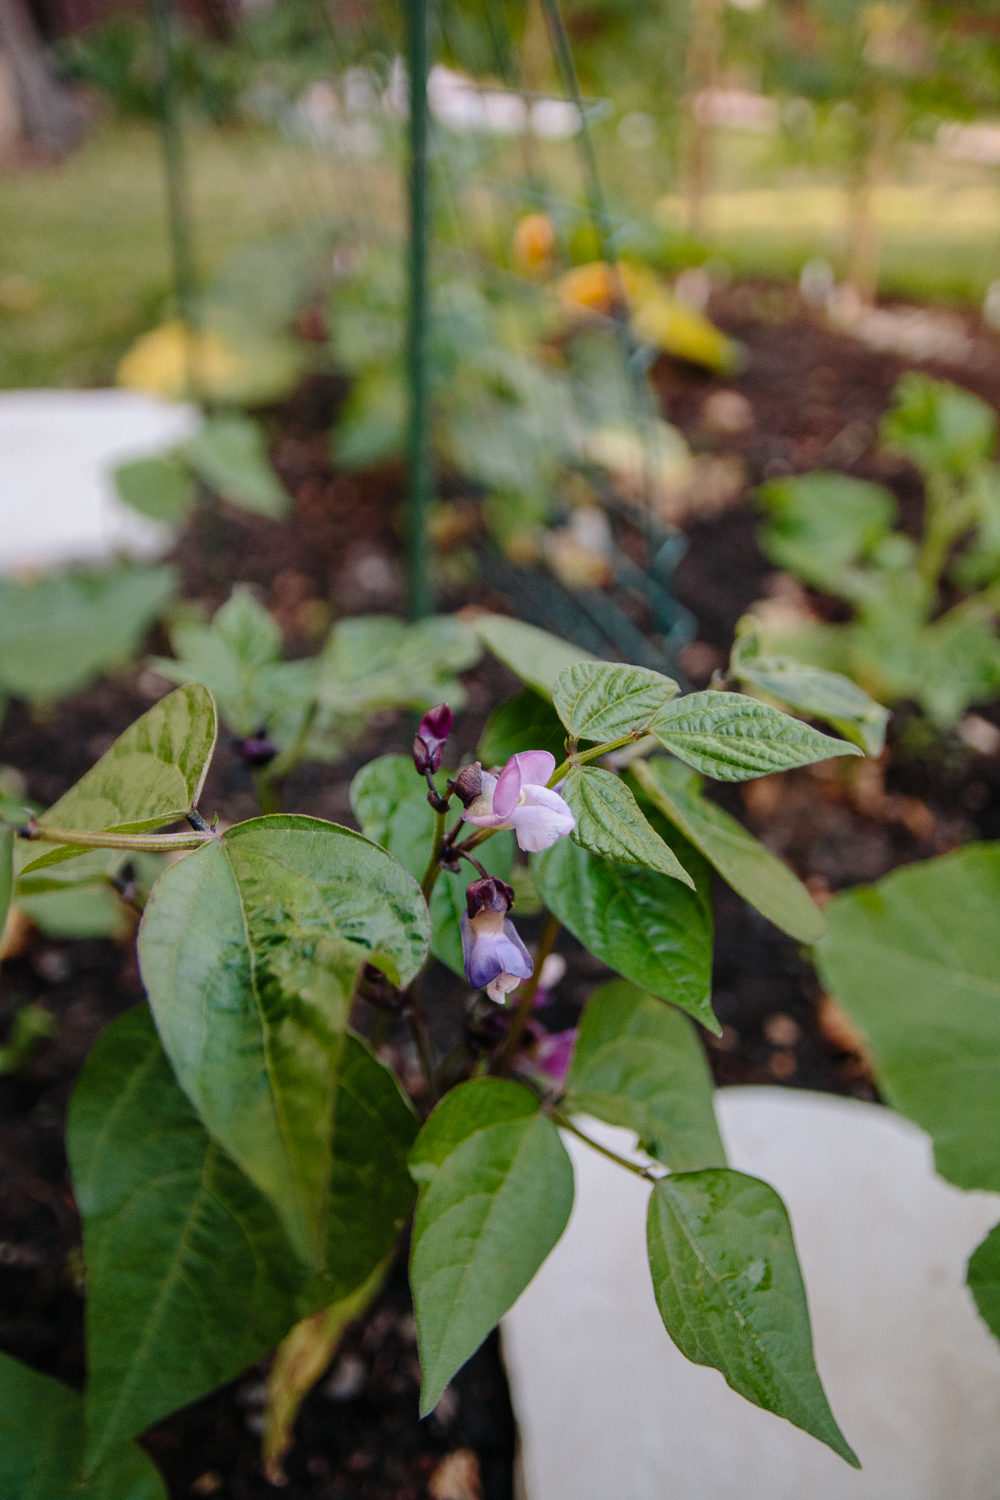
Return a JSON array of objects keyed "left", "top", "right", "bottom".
[
  {"left": 413, "top": 703, "right": 453, "bottom": 775},
  {"left": 237, "top": 730, "right": 278, "bottom": 768},
  {"left": 464, "top": 876, "right": 514, "bottom": 920}
]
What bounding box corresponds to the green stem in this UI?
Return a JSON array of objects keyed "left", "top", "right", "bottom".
[
  {"left": 493, "top": 910, "right": 561, "bottom": 1076},
  {"left": 548, "top": 730, "right": 650, "bottom": 786},
  {"left": 253, "top": 769, "right": 282, "bottom": 817},
  {"left": 20, "top": 824, "right": 212, "bottom": 854},
  {"left": 402, "top": 981, "right": 438, "bottom": 1105},
  {"left": 548, "top": 1109, "right": 658, "bottom": 1182},
  {"left": 405, "top": 0, "right": 434, "bottom": 621},
  {"left": 420, "top": 808, "right": 447, "bottom": 902}
]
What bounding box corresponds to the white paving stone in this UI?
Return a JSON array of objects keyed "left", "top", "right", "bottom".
[
  {"left": 503, "top": 1089, "right": 1000, "bottom": 1500},
  {"left": 0, "top": 389, "right": 200, "bottom": 570}
]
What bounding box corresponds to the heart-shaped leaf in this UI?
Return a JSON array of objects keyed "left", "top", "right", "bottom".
[
  {"left": 138, "top": 814, "right": 429, "bottom": 1264},
  {"left": 561, "top": 766, "right": 694, "bottom": 885},
  {"left": 69, "top": 1006, "right": 308, "bottom": 1468},
  {"left": 815, "top": 843, "right": 1000, "bottom": 1192},
  {"left": 652, "top": 691, "right": 861, "bottom": 781},
  {"left": 113, "top": 455, "right": 194, "bottom": 524},
  {"left": 21, "top": 683, "right": 217, "bottom": 874},
  {"left": 472, "top": 613, "right": 597, "bottom": 697},
  {"left": 350, "top": 754, "right": 514, "bottom": 976},
  {"left": 647, "top": 1170, "right": 859, "bottom": 1467},
  {"left": 631, "top": 757, "right": 824, "bottom": 943},
  {"left": 0, "top": 1349, "right": 166, "bottom": 1499},
  {"left": 531, "top": 829, "right": 718, "bottom": 1032},
  {"left": 409, "top": 1080, "right": 574, "bottom": 1415},
  {"left": 565, "top": 979, "right": 725, "bottom": 1170},
  {"left": 553, "top": 662, "right": 679, "bottom": 743}
]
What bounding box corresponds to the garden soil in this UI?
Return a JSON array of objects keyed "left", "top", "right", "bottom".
[{"left": 5, "top": 281, "right": 1000, "bottom": 1499}]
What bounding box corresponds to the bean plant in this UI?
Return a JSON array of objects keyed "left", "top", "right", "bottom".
[
  {"left": 0, "top": 609, "right": 870, "bottom": 1492},
  {"left": 750, "top": 372, "right": 1000, "bottom": 732}
]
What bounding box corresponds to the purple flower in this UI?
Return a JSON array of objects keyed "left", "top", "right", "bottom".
[
  {"left": 462, "top": 750, "right": 575, "bottom": 853},
  {"left": 461, "top": 876, "right": 533, "bottom": 1004},
  {"left": 534, "top": 1027, "right": 578, "bottom": 1085},
  {"left": 413, "top": 703, "right": 453, "bottom": 775}
]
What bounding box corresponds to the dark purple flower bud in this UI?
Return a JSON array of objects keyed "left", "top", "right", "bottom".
[
  {"left": 413, "top": 703, "right": 453, "bottom": 775},
  {"left": 451, "top": 761, "right": 483, "bottom": 808},
  {"left": 464, "top": 876, "right": 514, "bottom": 920},
  {"left": 237, "top": 730, "right": 278, "bottom": 768}
]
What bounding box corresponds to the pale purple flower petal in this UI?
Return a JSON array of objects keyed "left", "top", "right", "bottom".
[
  {"left": 508, "top": 784, "right": 575, "bottom": 853},
  {"left": 461, "top": 749, "right": 574, "bottom": 852}
]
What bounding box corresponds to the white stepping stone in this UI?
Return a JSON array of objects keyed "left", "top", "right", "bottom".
[
  {"left": 0, "top": 389, "right": 200, "bottom": 571},
  {"left": 503, "top": 1089, "right": 1000, "bottom": 1500}
]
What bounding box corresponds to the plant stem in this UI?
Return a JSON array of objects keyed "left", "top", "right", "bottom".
[
  {"left": 548, "top": 730, "right": 650, "bottom": 785},
  {"left": 402, "top": 982, "right": 438, "bottom": 1104},
  {"left": 493, "top": 910, "right": 561, "bottom": 1076},
  {"left": 19, "top": 824, "right": 212, "bottom": 853},
  {"left": 548, "top": 1109, "right": 658, "bottom": 1183},
  {"left": 405, "top": 0, "right": 434, "bottom": 621},
  {"left": 253, "top": 769, "right": 282, "bottom": 817},
  {"left": 420, "top": 808, "right": 447, "bottom": 902}
]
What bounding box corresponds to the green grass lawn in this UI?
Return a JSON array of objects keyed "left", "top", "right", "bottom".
[{"left": 0, "top": 120, "right": 400, "bottom": 389}]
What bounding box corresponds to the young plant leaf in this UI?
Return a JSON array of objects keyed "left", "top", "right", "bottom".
[
  {"left": 477, "top": 686, "right": 567, "bottom": 767},
  {"left": 631, "top": 757, "right": 825, "bottom": 944},
  {"left": 184, "top": 413, "right": 290, "bottom": 520},
  {"left": 471, "top": 612, "right": 597, "bottom": 697},
  {"left": 553, "top": 661, "right": 679, "bottom": 742},
  {"left": 730, "top": 627, "right": 889, "bottom": 757},
  {"left": 561, "top": 766, "right": 694, "bottom": 886},
  {"left": 651, "top": 691, "right": 861, "bottom": 781},
  {"left": 815, "top": 844, "right": 1000, "bottom": 1192},
  {"left": 647, "top": 1170, "right": 859, "bottom": 1468},
  {"left": 350, "top": 754, "right": 514, "bottom": 977},
  {"left": 881, "top": 371, "right": 997, "bottom": 478},
  {"left": 0, "top": 1348, "right": 167, "bottom": 1500},
  {"left": 113, "top": 454, "right": 194, "bottom": 524},
  {"left": 320, "top": 615, "right": 479, "bottom": 716},
  {"left": 69, "top": 1006, "right": 308, "bottom": 1469},
  {"left": 138, "top": 815, "right": 430, "bottom": 1265},
  {"left": 565, "top": 979, "right": 725, "bottom": 1170},
  {"left": 408, "top": 1078, "right": 540, "bottom": 1186},
  {"left": 0, "top": 564, "right": 177, "bottom": 704},
  {"left": 531, "top": 831, "right": 718, "bottom": 1032},
  {"left": 967, "top": 1221, "right": 1000, "bottom": 1343},
  {"left": 409, "top": 1080, "right": 573, "bottom": 1414},
  {"left": 21, "top": 682, "right": 217, "bottom": 874},
  {"left": 756, "top": 471, "right": 895, "bottom": 591}
]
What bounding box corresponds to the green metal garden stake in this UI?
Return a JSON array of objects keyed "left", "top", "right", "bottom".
[{"left": 406, "top": 0, "right": 434, "bottom": 621}]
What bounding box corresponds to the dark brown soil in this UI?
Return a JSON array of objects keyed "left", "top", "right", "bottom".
[{"left": 5, "top": 280, "right": 1000, "bottom": 1498}]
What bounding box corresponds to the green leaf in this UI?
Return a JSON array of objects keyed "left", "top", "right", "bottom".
[
  {"left": 631, "top": 757, "right": 824, "bottom": 944},
  {"left": 113, "top": 455, "right": 194, "bottom": 524},
  {"left": 561, "top": 766, "right": 694, "bottom": 885},
  {"left": 68, "top": 1006, "right": 308, "bottom": 1468},
  {"left": 0, "top": 1348, "right": 167, "bottom": 1499},
  {"left": 0, "top": 564, "right": 177, "bottom": 703},
  {"left": 531, "top": 829, "right": 718, "bottom": 1032},
  {"left": 553, "top": 661, "right": 679, "bottom": 742},
  {"left": 477, "top": 686, "right": 567, "bottom": 767},
  {"left": 755, "top": 471, "right": 896, "bottom": 591},
  {"left": 730, "top": 626, "right": 888, "bottom": 757},
  {"left": 320, "top": 1030, "right": 418, "bottom": 1303},
  {"left": 184, "top": 413, "right": 290, "bottom": 520},
  {"left": 968, "top": 1221, "right": 1000, "bottom": 1343},
  {"left": 18, "top": 884, "right": 130, "bottom": 939},
  {"left": 320, "top": 615, "right": 479, "bottom": 717},
  {"left": 138, "top": 814, "right": 430, "bottom": 1264},
  {"left": 647, "top": 1170, "right": 859, "bottom": 1468},
  {"left": 652, "top": 691, "right": 861, "bottom": 781},
  {"left": 408, "top": 1077, "right": 539, "bottom": 1187},
  {"left": 409, "top": 1080, "right": 574, "bottom": 1414},
  {"left": 350, "top": 754, "right": 513, "bottom": 976},
  {"left": 21, "top": 682, "right": 217, "bottom": 874},
  {"left": 881, "top": 371, "right": 997, "bottom": 478},
  {"left": 815, "top": 844, "right": 1000, "bottom": 1192},
  {"left": 471, "top": 612, "right": 597, "bottom": 697},
  {"left": 565, "top": 979, "right": 725, "bottom": 1170}
]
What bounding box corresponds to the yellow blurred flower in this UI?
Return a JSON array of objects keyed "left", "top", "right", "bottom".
[
  {"left": 117, "top": 318, "right": 303, "bottom": 404},
  {"left": 513, "top": 213, "right": 557, "bottom": 271}
]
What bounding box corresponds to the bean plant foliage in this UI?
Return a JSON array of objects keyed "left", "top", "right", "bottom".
[{"left": 0, "top": 609, "right": 869, "bottom": 1489}]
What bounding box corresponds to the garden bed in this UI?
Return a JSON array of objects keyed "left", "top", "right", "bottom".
[{"left": 4, "top": 279, "right": 1000, "bottom": 1499}]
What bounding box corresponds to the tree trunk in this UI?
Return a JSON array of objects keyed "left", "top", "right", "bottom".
[{"left": 0, "top": 0, "right": 83, "bottom": 158}]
